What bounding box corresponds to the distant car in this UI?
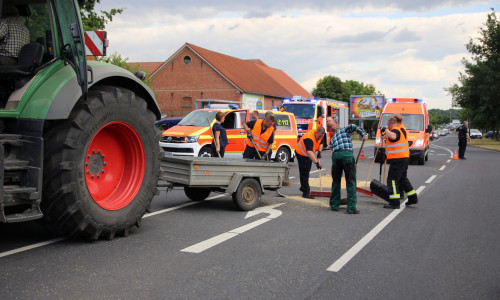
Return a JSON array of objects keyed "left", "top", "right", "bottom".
[
  {"left": 469, "top": 129, "right": 482, "bottom": 139},
  {"left": 486, "top": 131, "right": 493, "bottom": 138},
  {"left": 442, "top": 128, "right": 449, "bottom": 135},
  {"left": 155, "top": 117, "right": 183, "bottom": 131},
  {"left": 439, "top": 130, "right": 446, "bottom": 136},
  {"left": 432, "top": 131, "right": 439, "bottom": 140}
]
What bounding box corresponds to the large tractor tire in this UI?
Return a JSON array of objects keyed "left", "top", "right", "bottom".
[{"left": 41, "top": 86, "right": 162, "bottom": 241}]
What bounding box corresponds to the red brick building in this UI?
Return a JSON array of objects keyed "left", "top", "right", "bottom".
[{"left": 131, "top": 43, "right": 313, "bottom": 117}]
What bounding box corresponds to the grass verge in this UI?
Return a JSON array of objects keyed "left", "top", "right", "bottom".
[{"left": 469, "top": 138, "right": 500, "bottom": 151}]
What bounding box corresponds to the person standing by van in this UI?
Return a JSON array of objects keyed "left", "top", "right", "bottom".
[
  {"left": 211, "top": 112, "right": 228, "bottom": 157},
  {"left": 243, "top": 114, "right": 275, "bottom": 160},
  {"left": 295, "top": 127, "right": 325, "bottom": 199},
  {"left": 456, "top": 121, "right": 471, "bottom": 159}
]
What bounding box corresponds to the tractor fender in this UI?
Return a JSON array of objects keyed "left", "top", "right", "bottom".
[{"left": 45, "top": 62, "right": 160, "bottom": 120}]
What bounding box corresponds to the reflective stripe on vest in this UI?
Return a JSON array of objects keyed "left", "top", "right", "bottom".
[
  {"left": 386, "top": 125, "right": 409, "bottom": 159},
  {"left": 296, "top": 129, "right": 321, "bottom": 157},
  {"left": 246, "top": 119, "right": 275, "bottom": 151}
]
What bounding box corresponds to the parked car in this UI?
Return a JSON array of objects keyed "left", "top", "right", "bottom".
[
  {"left": 155, "top": 117, "right": 183, "bottom": 131},
  {"left": 486, "top": 131, "right": 494, "bottom": 138},
  {"left": 439, "top": 129, "right": 447, "bottom": 136},
  {"left": 432, "top": 131, "right": 439, "bottom": 140},
  {"left": 469, "top": 129, "right": 482, "bottom": 139}
]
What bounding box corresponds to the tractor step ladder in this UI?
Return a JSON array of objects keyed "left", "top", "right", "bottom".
[{"left": 0, "top": 135, "right": 43, "bottom": 223}]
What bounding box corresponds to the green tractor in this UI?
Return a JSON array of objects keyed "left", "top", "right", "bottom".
[{"left": 0, "top": 0, "right": 162, "bottom": 240}]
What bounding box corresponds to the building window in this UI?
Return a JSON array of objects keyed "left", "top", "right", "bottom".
[{"left": 183, "top": 56, "right": 191, "bottom": 65}]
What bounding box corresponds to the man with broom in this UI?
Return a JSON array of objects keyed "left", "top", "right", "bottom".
[
  {"left": 330, "top": 124, "right": 368, "bottom": 214},
  {"left": 295, "top": 127, "right": 325, "bottom": 199}
]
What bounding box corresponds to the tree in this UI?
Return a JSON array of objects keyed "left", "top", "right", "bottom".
[
  {"left": 311, "top": 75, "right": 343, "bottom": 100},
  {"left": 446, "top": 9, "right": 500, "bottom": 139},
  {"left": 79, "top": 0, "right": 124, "bottom": 31},
  {"left": 311, "top": 75, "right": 380, "bottom": 103},
  {"left": 98, "top": 53, "right": 153, "bottom": 89}
]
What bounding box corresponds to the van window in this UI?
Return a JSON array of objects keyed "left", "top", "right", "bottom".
[
  {"left": 237, "top": 112, "right": 247, "bottom": 128},
  {"left": 275, "top": 114, "right": 292, "bottom": 131},
  {"left": 380, "top": 113, "right": 424, "bottom": 131},
  {"left": 222, "top": 112, "right": 237, "bottom": 129},
  {"left": 178, "top": 110, "right": 217, "bottom": 127}
]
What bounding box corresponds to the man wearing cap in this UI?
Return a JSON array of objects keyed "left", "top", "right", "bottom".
[{"left": 0, "top": 5, "right": 30, "bottom": 65}]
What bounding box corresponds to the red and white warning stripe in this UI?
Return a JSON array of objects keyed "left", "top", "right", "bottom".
[{"left": 84, "top": 31, "right": 108, "bottom": 56}]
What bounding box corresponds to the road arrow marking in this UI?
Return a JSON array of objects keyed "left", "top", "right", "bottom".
[
  {"left": 244, "top": 203, "right": 284, "bottom": 219},
  {"left": 181, "top": 203, "right": 284, "bottom": 254}
]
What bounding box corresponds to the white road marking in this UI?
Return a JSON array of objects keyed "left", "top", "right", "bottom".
[
  {"left": 439, "top": 165, "right": 446, "bottom": 171},
  {"left": 447, "top": 159, "right": 451, "bottom": 163},
  {"left": 425, "top": 175, "right": 437, "bottom": 184},
  {"left": 0, "top": 194, "right": 227, "bottom": 259},
  {"left": 0, "top": 238, "right": 65, "bottom": 259},
  {"left": 181, "top": 204, "right": 284, "bottom": 254},
  {"left": 327, "top": 186, "right": 425, "bottom": 272}
]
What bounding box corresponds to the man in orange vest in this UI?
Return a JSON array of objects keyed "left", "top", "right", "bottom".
[
  {"left": 379, "top": 116, "right": 418, "bottom": 209},
  {"left": 243, "top": 114, "right": 275, "bottom": 160},
  {"left": 296, "top": 127, "right": 325, "bottom": 199}
]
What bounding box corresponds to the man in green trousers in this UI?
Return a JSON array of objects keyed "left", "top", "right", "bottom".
[{"left": 329, "top": 124, "right": 368, "bottom": 214}]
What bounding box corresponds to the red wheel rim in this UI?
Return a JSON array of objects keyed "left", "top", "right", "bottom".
[{"left": 85, "top": 121, "right": 145, "bottom": 210}]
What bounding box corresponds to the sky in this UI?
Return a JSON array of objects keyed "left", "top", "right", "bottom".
[{"left": 94, "top": 0, "right": 499, "bottom": 110}]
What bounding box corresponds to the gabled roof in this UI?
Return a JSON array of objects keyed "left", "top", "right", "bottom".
[{"left": 152, "top": 43, "right": 312, "bottom": 99}]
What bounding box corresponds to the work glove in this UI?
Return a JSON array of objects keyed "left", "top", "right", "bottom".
[
  {"left": 315, "top": 162, "right": 322, "bottom": 170},
  {"left": 261, "top": 153, "right": 268, "bottom": 161},
  {"left": 380, "top": 126, "right": 387, "bottom": 134},
  {"left": 316, "top": 152, "right": 321, "bottom": 159},
  {"left": 246, "top": 130, "right": 252, "bottom": 139}
]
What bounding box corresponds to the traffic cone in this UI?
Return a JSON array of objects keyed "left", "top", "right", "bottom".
[
  {"left": 452, "top": 149, "right": 459, "bottom": 160},
  {"left": 359, "top": 150, "right": 366, "bottom": 159}
]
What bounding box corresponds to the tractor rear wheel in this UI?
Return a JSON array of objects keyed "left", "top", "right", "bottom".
[{"left": 41, "top": 86, "right": 161, "bottom": 240}]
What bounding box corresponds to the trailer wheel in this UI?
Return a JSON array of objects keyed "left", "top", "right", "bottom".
[
  {"left": 184, "top": 187, "right": 211, "bottom": 201},
  {"left": 232, "top": 178, "right": 261, "bottom": 211},
  {"left": 199, "top": 146, "right": 214, "bottom": 157},
  {"left": 41, "top": 86, "right": 161, "bottom": 241},
  {"left": 274, "top": 147, "right": 290, "bottom": 163}
]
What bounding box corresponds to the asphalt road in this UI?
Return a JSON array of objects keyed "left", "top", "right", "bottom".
[{"left": 1, "top": 134, "right": 499, "bottom": 299}]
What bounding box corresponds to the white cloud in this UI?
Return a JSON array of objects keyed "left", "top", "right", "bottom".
[{"left": 96, "top": 1, "right": 495, "bottom": 109}]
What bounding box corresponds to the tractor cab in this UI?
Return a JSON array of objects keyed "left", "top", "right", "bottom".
[{"left": 0, "top": 0, "right": 88, "bottom": 109}]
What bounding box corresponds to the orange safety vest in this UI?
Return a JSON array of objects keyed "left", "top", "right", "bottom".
[
  {"left": 296, "top": 129, "right": 321, "bottom": 157},
  {"left": 246, "top": 119, "right": 275, "bottom": 152},
  {"left": 386, "top": 125, "right": 409, "bottom": 159}
]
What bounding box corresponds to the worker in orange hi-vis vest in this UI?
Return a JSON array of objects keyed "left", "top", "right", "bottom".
[
  {"left": 295, "top": 127, "right": 325, "bottom": 199},
  {"left": 243, "top": 113, "right": 276, "bottom": 160},
  {"left": 380, "top": 116, "right": 418, "bottom": 209}
]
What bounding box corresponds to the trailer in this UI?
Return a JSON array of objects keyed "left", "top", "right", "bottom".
[{"left": 160, "top": 157, "right": 290, "bottom": 211}]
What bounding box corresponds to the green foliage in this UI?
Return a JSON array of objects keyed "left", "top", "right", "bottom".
[
  {"left": 428, "top": 109, "right": 461, "bottom": 128},
  {"left": 446, "top": 9, "right": 500, "bottom": 136},
  {"left": 311, "top": 75, "right": 380, "bottom": 103},
  {"left": 97, "top": 53, "right": 153, "bottom": 88},
  {"left": 79, "top": 0, "right": 124, "bottom": 31}
]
